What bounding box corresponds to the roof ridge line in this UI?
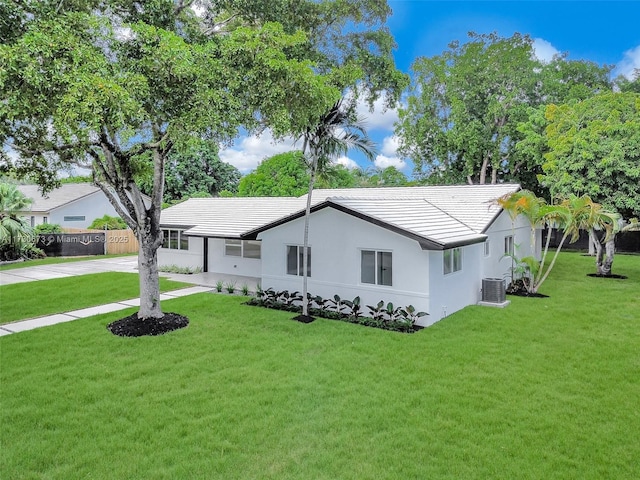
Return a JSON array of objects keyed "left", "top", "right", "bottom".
[{"left": 422, "top": 198, "right": 480, "bottom": 234}]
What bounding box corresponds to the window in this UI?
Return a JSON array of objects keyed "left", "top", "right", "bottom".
[
  {"left": 504, "top": 235, "right": 514, "bottom": 256},
  {"left": 224, "top": 239, "right": 242, "bottom": 256},
  {"left": 161, "top": 229, "right": 188, "bottom": 250},
  {"left": 243, "top": 240, "right": 261, "bottom": 259},
  {"left": 43, "top": 217, "right": 48, "bottom": 224},
  {"left": 63, "top": 215, "right": 86, "bottom": 222},
  {"left": 484, "top": 240, "right": 490, "bottom": 257},
  {"left": 30, "top": 216, "right": 35, "bottom": 227},
  {"left": 224, "top": 239, "right": 261, "bottom": 259},
  {"left": 444, "top": 247, "right": 462, "bottom": 275},
  {"left": 361, "top": 250, "right": 392, "bottom": 286},
  {"left": 287, "top": 245, "right": 310, "bottom": 276}
]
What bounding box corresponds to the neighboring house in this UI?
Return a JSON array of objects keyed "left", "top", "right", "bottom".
[
  {"left": 159, "top": 184, "right": 537, "bottom": 326},
  {"left": 17, "top": 183, "right": 123, "bottom": 229}
]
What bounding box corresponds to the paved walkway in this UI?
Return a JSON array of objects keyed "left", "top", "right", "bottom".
[
  {"left": 0, "top": 285, "right": 213, "bottom": 336},
  {"left": 0, "top": 256, "right": 260, "bottom": 336}
]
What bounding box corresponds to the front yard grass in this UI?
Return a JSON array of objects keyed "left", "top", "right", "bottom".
[
  {"left": 1, "top": 252, "right": 638, "bottom": 479},
  {"left": 0, "top": 272, "right": 189, "bottom": 323}
]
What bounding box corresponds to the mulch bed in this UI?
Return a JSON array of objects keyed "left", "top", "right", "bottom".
[
  {"left": 107, "top": 312, "right": 189, "bottom": 337},
  {"left": 292, "top": 314, "right": 315, "bottom": 324},
  {"left": 507, "top": 291, "right": 549, "bottom": 298},
  {"left": 586, "top": 273, "right": 628, "bottom": 279}
]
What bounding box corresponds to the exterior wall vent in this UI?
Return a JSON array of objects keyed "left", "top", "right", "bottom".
[{"left": 482, "top": 278, "right": 506, "bottom": 303}]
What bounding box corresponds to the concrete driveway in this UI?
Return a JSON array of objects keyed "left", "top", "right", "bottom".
[{"left": 0, "top": 256, "right": 139, "bottom": 286}]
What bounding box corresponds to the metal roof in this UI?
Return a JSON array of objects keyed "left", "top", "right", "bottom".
[
  {"left": 17, "top": 183, "right": 103, "bottom": 212},
  {"left": 161, "top": 184, "right": 520, "bottom": 248},
  {"left": 161, "top": 197, "right": 309, "bottom": 238}
]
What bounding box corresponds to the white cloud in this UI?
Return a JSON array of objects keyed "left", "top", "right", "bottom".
[
  {"left": 333, "top": 156, "right": 359, "bottom": 169},
  {"left": 355, "top": 94, "right": 400, "bottom": 132},
  {"left": 374, "top": 154, "right": 406, "bottom": 170},
  {"left": 532, "top": 38, "right": 560, "bottom": 63},
  {"left": 615, "top": 45, "right": 640, "bottom": 79},
  {"left": 219, "top": 130, "right": 297, "bottom": 173},
  {"left": 380, "top": 135, "right": 400, "bottom": 157}
]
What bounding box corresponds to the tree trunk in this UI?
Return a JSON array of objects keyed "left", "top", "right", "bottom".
[
  {"left": 138, "top": 233, "right": 163, "bottom": 319},
  {"left": 596, "top": 236, "right": 615, "bottom": 276},
  {"left": 479, "top": 152, "right": 490, "bottom": 184},
  {"left": 588, "top": 230, "right": 597, "bottom": 256},
  {"left": 301, "top": 156, "right": 317, "bottom": 317}
]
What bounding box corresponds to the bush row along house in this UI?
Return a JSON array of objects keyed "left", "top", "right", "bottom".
[{"left": 159, "top": 184, "right": 537, "bottom": 327}]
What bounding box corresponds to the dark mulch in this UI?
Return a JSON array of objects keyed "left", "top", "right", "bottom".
[
  {"left": 507, "top": 291, "right": 549, "bottom": 298},
  {"left": 107, "top": 312, "right": 189, "bottom": 337},
  {"left": 292, "top": 314, "right": 315, "bottom": 324},
  {"left": 586, "top": 273, "right": 628, "bottom": 279}
]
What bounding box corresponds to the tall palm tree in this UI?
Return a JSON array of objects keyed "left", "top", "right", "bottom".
[
  {"left": 297, "top": 99, "right": 376, "bottom": 318},
  {"left": 0, "top": 182, "right": 33, "bottom": 260}
]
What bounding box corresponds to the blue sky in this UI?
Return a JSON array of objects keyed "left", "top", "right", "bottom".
[{"left": 220, "top": 1, "right": 640, "bottom": 176}]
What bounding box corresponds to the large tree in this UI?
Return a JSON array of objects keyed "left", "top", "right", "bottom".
[
  {"left": 396, "top": 32, "right": 612, "bottom": 188},
  {"left": 1, "top": 0, "right": 406, "bottom": 320},
  {"left": 537, "top": 92, "right": 640, "bottom": 220},
  {"left": 238, "top": 151, "right": 310, "bottom": 197},
  {"left": 162, "top": 141, "right": 240, "bottom": 202}
]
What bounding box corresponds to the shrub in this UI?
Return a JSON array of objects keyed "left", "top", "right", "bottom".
[
  {"left": 215, "top": 281, "right": 224, "bottom": 293},
  {"left": 34, "top": 223, "right": 62, "bottom": 234},
  {"left": 246, "top": 290, "right": 426, "bottom": 333},
  {"left": 88, "top": 215, "right": 127, "bottom": 230},
  {"left": 158, "top": 264, "right": 202, "bottom": 274}
]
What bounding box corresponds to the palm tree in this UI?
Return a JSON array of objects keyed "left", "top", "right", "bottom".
[
  {"left": 566, "top": 195, "right": 621, "bottom": 276},
  {"left": 497, "top": 191, "right": 620, "bottom": 293},
  {"left": 0, "top": 182, "right": 34, "bottom": 261},
  {"left": 297, "top": 99, "right": 376, "bottom": 319}
]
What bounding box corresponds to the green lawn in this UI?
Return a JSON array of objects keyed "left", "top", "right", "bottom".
[
  {"left": 0, "top": 253, "right": 137, "bottom": 271},
  {"left": 1, "top": 253, "right": 638, "bottom": 479},
  {"left": 0, "top": 272, "right": 189, "bottom": 323}
]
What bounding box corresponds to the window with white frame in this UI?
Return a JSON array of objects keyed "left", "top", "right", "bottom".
[
  {"left": 30, "top": 216, "right": 35, "bottom": 227},
  {"left": 63, "top": 215, "right": 86, "bottom": 222},
  {"left": 161, "top": 229, "right": 189, "bottom": 250},
  {"left": 224, "top": 239, "right": 261, "bottom": 259},
  {"left": 361, "top": 250, "right": 392, "bottom": 286},
  {"left": 443, "top": 247, "right": 462, "bottom": 275},
  {"left": 43, "top": 217, "right": 48, "bottom": 224},
  {"left": 287, "top": 245, "right": 310, "bottom": 276},
  {"left": 484, "top": 240, "right": 490, "bottom": 257},
  {"left": 504, "top": 235, "right": 514, "bottom": 256}
]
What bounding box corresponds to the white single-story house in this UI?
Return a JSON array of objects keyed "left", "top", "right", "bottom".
[
  {"left": 159, "top": 184, "right": 538, "bottom": 326},
  {"left": 18, "top": 183, "right": 124, "bottom": 229}
]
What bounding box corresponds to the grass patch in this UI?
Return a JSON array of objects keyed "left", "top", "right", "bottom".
[
  {"left": 0, "top": 253, "right": 136, "bottom": 271},
  {"left": 1, "top": 253, "right": 639, "bottom": 479},
  {"left": 0, "top": 272, "right": 189, "bottom": 323}
]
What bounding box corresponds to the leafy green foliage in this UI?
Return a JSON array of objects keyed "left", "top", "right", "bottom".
[
  {"left": 539, "top": 92, "right": 640, "bottom": 219},
  {"left": 397, "top": 32, "right": 612, "bottom": 187},
  {"left": 238, "top": 151, "right": 310, "bottom": 197},
  {"left": 0, "top": 182, "right": 34, "bottom": 261},
  {"left": 88, "top": 214, "right": 127, "bottom": 230},
  {"left": 0, "top": 0, "right": 405, "bottom": 318},
  {"left": 34, "top": 223, "right": 62, "bottom": 234}
]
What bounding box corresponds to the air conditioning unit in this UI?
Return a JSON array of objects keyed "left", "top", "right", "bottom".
[{"left": 482, "top": 278, "right": 506, "bottom": 303}]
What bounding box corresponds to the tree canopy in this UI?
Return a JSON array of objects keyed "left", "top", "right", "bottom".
[
  {"left": 396, "top": 32, "right": 612, "bottom": 188},
  {"left": 0, "top": 0, "right": 406, "bottom": 319},
  {"left": 536, "top": 92, "right": 640, "bottom": 219}
]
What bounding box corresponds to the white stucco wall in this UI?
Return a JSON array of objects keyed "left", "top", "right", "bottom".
[
  {"left": 428, "top": 243, "right": 484, "bottom": 324},
  {"left": 207, "top": 238, "right": 262, "bottom": 277},
  {"left": 158, "top": 236, "right": 203, "bottom": 270},
  {"left": 258, "top": 208, "right": 433, "bottom": 326},
  {"left": 481, "top": 211, "right": 538, "bottom": 281},
  {"left": 48, "top": 193, "right": 121, "bottom": 228}
]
